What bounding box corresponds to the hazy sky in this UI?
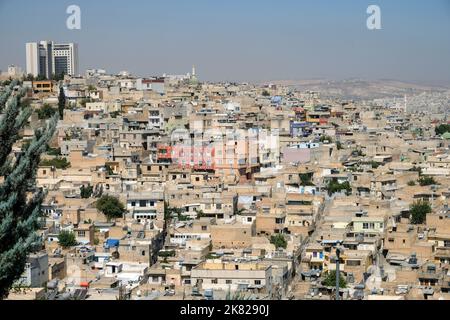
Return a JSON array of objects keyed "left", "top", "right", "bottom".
[{"left": 0, "top": 0, "right": 449, "bottom": 84}]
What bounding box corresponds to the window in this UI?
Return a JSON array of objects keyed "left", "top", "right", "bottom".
[
  {"left": 313, "top": 252, "right": 317, "bottom": 258},
  {"left": 216, "top": 203, "right": 222, "bottom": 209},
  {"left": 201, "top": 226, "right": 207, "bottom": 231},
  {"left": 140, "top": 200, "right": 146, "bottom": 207},
  {"left": 195, "top": 177, "right": 200, "bottom": 182},
  {"left": 346, "top": 260, "right": 361, "bottom": 266},
  {"left": 211, "top": 279, "right": 218, "bottom": 284},
  {"left": 362, "top": 223, "right": 369, "bottom": 229},
  {"left": 226, "top": 280, "right": 232, "bottom": 284},
  {"left": 247, "top": 217, "right": 252, "bottom": 222},
  {"left": 141, "top": 251, "right": 146, "bottom": 256},
  {"left": 369, "top": 223, "right": 375, "bottom": 229},
  {"left": 254, "top": 280, "right": 261, "bottom": 285},
  {"left": 77, "top": 231, "right": 85, "bottom": 237}
]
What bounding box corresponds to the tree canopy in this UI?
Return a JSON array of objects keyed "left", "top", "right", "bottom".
[
  {"left": 58, "top": 230, "right": 77, "bottom": 248},
  {"left": 40, "top": 157, "right": 70, "bottom": 169},
  {"left": 58, "top": 86, "right": 66, "bottom": 119},
  {"left": 322, "top": 271, "right": 347, "bottom": 288},
  {"left": 410, "top": 200, "right": 432, "bottom": 225},
  {"left": 435, "top": 124, "right": 450, "bottom": 136},
  {"left": 270, "top": 234, "right": 287, "bottom": 249},
  {"left": 96, "top": 195, "right": 126, "bottom": 221},
  {"left": 80, "top": 185, "right": 93, "bottom": 199},
  {"left": 37, "top": 104, "right": 57, "bottom": 120},
  {"left": 0, "top": 81, "right": 57, "bottom": 298},
  {"left": 418, "top": 176, "right": 437, "bottom": 186}
]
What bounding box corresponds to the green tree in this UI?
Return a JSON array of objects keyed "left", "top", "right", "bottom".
[
  {"left": 0, "top": 81, "right": 57, "bottom": 299},
  {"left": 300, "top": 173, "right": 315, "bottom": 186},
  {"left": 80, "top": 184, "right": 93, "bottom": 199},
  {"left": 37, "top": 104, "right": 57, "bottom": 120},
  {"left": 58, "top": 230, "right": 77, "bottom": 248},
  {"left": 51, "top": 72, "right": 65, "bottom": 81},
  {"left": 158, "top": 250, "right": 176, "bottom": 258},
  {"left": 196, "top": 209, "right": 205, "bottom": 219},
  {"left": 369, "top": 161, "right": 380, "bottom": 169},
  {"left": 322, "top": 271, "right": 347, "bottom": 288},
  {"left": 58, "top": 86, "right": 66, "bottom": 119},
  {"left": 40, "top": 157, "right": 70, "bottom": 169},
  {"left": 46, "top": 146, "right": 61, "bottom": 156},
  {"left": 320, "top": 135, "right": 333, "bottom": 143},
  {"left": 435, "top": 124, "right": 450, "bottom": 135},
  {"left": 418, "top": 176, "right": 437, "bottom": 186},
  {"left": 410, "top": 200, "right": 432, "bottom": 225},
  {"left": 270, "top": 234, "right": 287, "bottom": 249},
  {"left": 104, "top": 165, "right": 114, "bottom": 175},
  {"left": 96, "top": 195, "right": 126, "bottom": 221},
  {"left": 261, "top": 90, "right": 270, "bottom": 97},
  {"left": 326, "top": 180, "right": 352, "bottom": 196}
]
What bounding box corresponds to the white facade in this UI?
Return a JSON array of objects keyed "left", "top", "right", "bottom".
[
  {"left": 26, "top": 42, "right": 39, "bottom": 77},
  {"left": 25, "top": 41, "right": 79, "bottom": 78},
  {"left": 53, "top": 43, "right": 79, "bottom": 76},
  {"left": 7, "top": 65, "right": 23, "bottom": 77}
]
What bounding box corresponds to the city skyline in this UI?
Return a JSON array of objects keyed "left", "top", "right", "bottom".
[
  {"left": 1, "top": 0, "right": 449, "bottom": 85},
  {"left": 2, "top": 1, "right": 450, "bottom": 305}
]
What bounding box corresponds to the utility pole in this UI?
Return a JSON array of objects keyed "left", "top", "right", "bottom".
[{"left": 335, "top": 247, "right": 341, "bottom": 301}]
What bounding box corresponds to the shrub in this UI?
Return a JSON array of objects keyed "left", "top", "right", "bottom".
[{"left": 418, "top": 176, "right": 437, "bottom": 186}]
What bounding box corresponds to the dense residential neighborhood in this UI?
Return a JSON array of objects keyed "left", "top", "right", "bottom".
[{"left": 2, "top": 51, "right": 450, "bottom": 300}]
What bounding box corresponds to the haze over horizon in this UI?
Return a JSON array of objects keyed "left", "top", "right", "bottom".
[{"left": 1, "top": 0, "right": 449, "bottom": 85}]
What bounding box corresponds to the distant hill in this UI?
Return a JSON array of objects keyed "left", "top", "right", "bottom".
[{"left": 263, "top": 79, "right": 450, "bottom": 101}]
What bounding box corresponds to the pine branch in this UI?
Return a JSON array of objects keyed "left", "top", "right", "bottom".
[{"left": 0, "top": 81, "right": 57, "bottom": 299}]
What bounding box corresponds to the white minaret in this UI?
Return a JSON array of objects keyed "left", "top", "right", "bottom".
[
  {"left": 192, "top": 65, "right": 196, "bottom": 77},
  {"left": 404, "top": 94, "right": 407, "bottom": 113}
]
